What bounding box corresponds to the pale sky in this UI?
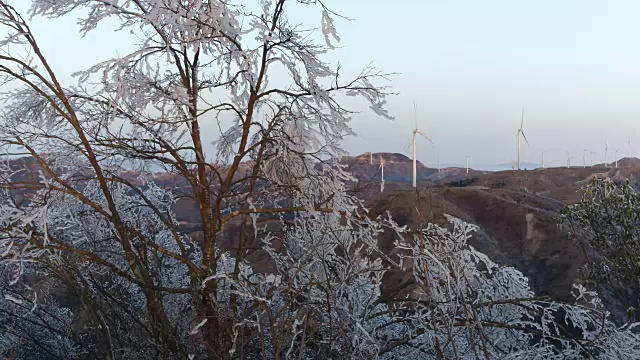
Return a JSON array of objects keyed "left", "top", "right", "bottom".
[{"left": 14, "top": 0, "right": 640, "bottom": 167}]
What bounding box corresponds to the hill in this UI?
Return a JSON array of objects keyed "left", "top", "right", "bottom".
[
  {"left": 594, "top": 156, "right": 640, "bottom": 168},
  {"left": 368, "top": 187, "right": 578, "bottom": 302},
  {"left": 340, "top": 152, "right": 437, "bottom": 183},
  {"left": 353, "top": 158, "right": 640, "bottom": 322}
]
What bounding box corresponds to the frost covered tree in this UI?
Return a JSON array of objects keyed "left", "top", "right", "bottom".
[
  {"left": 562, "top": 177, "right": 640, "bottom": 323},
  {"left": 0, "top": 1, "right": 638, "bottom": 359},
  {"left": 0, "top": 0, "right": 391, "bottom": 357}
]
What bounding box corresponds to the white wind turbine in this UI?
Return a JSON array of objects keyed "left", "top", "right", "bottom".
[
  {"left": 379, "top": 156, "right": 385, "bottom": 193},
  {"left": 412, "top": 102, "right": 433, "bottom": 188},
  {"left": 566, "top": 151, "right": 573, "bottom": 168},
  {"left": 516, "top": 108, "right": 530, "bottom": 170},
  {"left": 466, "top": 156, "right": 470, "bottom": 174}
]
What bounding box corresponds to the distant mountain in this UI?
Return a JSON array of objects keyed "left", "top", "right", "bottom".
[{"left": 341, "top": 152, "right": 438, "bottom": 183}]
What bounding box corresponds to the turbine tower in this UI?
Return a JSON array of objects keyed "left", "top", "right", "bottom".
[
  {"left": 516, "top": 108, "right": 530, "bottom": 170},
  {"left": 466, "top": 156, "right": 470, "bottom": 174},
  {"left": 583, "top": 148, "right": 588, "bottom": 168},
  {"left": 566, "top": 151, "right": 573, "bottom": 168},
  {"left": 605, "top": 141, "right": 608, "bottom": 167},
  {"left": 541, "top": 150, "right": 545, "bottom": 168},
  {"left": 589, "top": 150, "right": 596, "bottom": 167},
  {"left": 379, "top": 156, "right": 385, "bottom": 193},
  {"left": 412, "top": 102, "right": 433, "bottom": 188}
]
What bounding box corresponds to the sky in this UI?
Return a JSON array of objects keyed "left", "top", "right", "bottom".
[{"left": 14, "top": 0, "right": 640, "bottom": 168}]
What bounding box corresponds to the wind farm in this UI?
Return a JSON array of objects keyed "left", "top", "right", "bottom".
[
  {"left": 342, "top": 105, "right": 638, "bottom": 200},
  {"left": 367, "top": 105, "right": 635, "bottom": 174}
]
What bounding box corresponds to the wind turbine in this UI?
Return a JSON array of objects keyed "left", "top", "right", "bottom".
[
  {"left": 379, "top": 156, "right": 385, "bottom": 193},
  {"left": 566, "top": 151, "right": 573, "bottom": 168},
  {"left": 589, "top": 150, "right": 596, "bottom": 167},
  {"left": 466, "top": 156, "right": 470, "bottom": 174},
  {"left": 412, "top": 102, "right": 433, "bottom": 188},
  {"left": 582, "top": 148, "right": 588, "bottom": 168},
  {"left": 516, "top": 108, "right": 530, "bottom": 170}
]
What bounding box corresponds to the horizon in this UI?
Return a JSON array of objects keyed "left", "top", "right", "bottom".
[{"left": 348, "top": 151, "right": 640, "bottom": 171}]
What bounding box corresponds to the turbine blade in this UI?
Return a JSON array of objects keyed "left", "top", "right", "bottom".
[
  {"left": 413, "top": 101, "right": 418, "bottom": 130},
  {"left": 521, "top": 108, "right": 525, "bottom": 128},
  {"left": 416, "top": 130, "right": 433, "bottom": 143},
  {"left": 521, "top": 131, "right": 530, "bottom": 145}
]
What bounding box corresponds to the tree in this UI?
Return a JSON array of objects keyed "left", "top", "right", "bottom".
[
  {"left": 0, "top": 1, "right": 638, "bottom": 359},
  {"left": 562, "top": 177, "right": 640, "bottom": 323},
  {"left": 0, "top": 0, "right": 391, "bottom": 357}
]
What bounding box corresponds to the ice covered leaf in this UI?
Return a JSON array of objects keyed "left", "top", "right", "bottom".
[{"left": 321, "top": 10, "right": 341, "bottom": 49}]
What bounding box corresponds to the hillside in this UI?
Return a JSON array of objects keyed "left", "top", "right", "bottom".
[
  {"left": 368, "top": 187, "right": 578, "bottom": 302},
  {"left": 6, "top": 154, "right": 640, "bottom": 316},
  {"left": 350, "top": 157, "right": 640, "bottom": 321}
]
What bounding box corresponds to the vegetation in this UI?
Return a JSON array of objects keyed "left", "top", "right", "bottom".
[
  {"left": 0, "top": 1, "right": 638, "bottom": 359},
  {"left": 562, "top": 177, "right": 640, "bottom": 323},
  {"left": 445, "top": 177, "right": 478, "bottom": 188}
]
